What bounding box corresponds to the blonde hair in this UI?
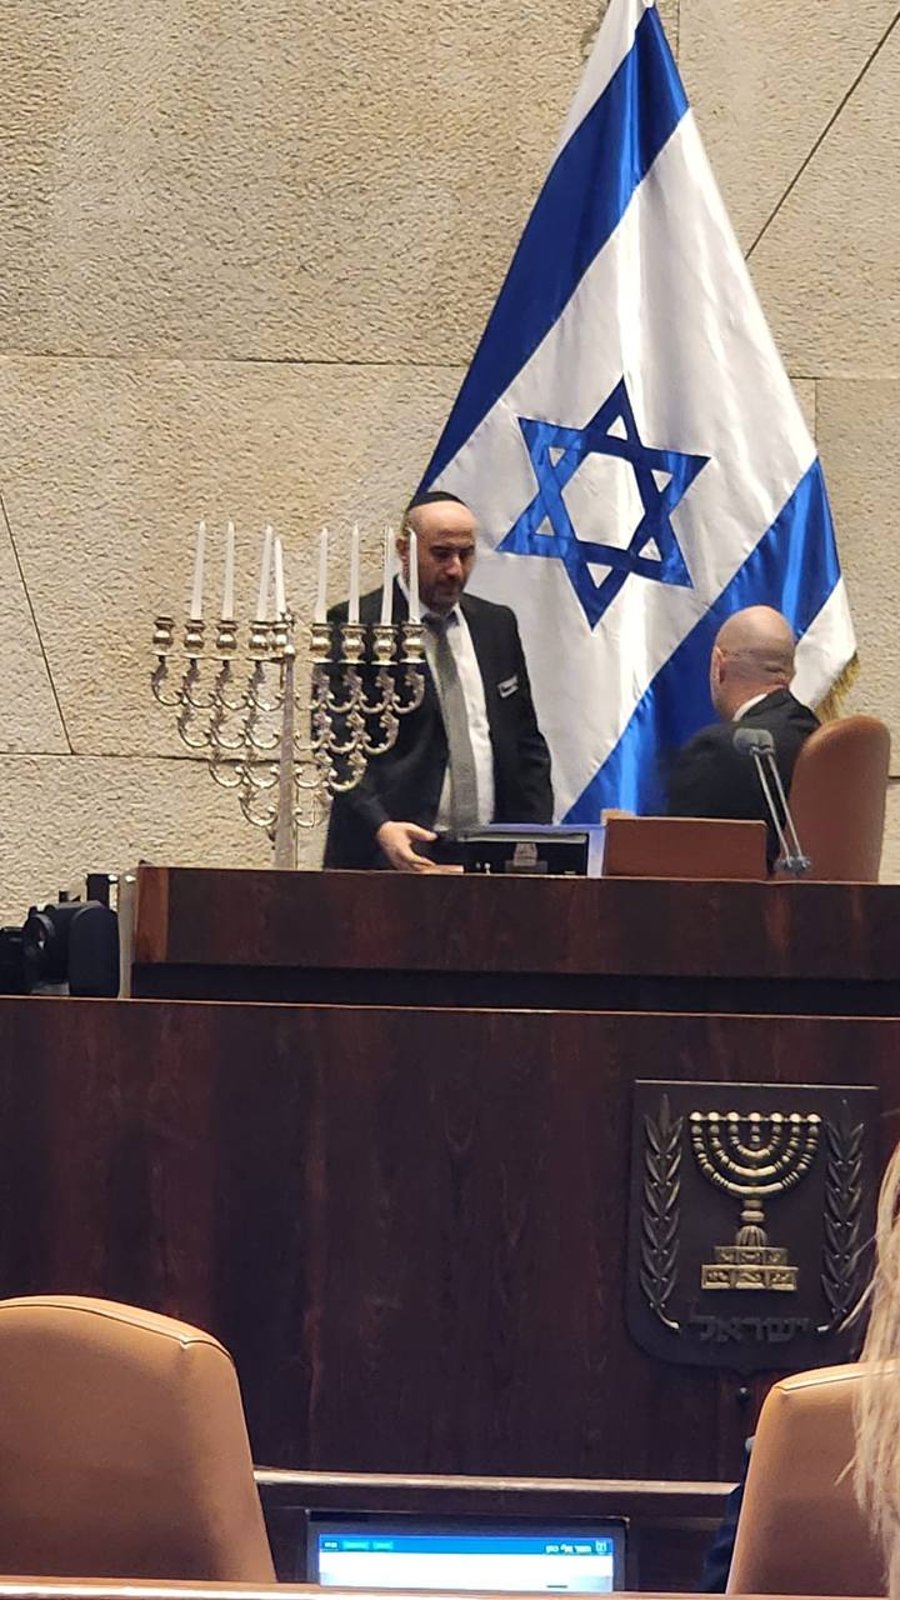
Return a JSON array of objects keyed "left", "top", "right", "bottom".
[{"left": 856, "top": 1143, "right": 900, "bottom": 1594}]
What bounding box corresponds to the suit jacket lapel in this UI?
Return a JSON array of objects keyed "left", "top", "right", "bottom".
[{"left": 460, "top": 597, "right": 500, "bottom": 729}]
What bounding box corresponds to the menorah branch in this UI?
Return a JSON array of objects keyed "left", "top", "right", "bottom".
[{"left": 151, "top": 603, "right": 425, "bottom": 868}]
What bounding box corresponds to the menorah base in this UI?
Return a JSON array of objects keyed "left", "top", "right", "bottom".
[{"left": 701, "top": 1244, "right": 797, "bottom": 1292}]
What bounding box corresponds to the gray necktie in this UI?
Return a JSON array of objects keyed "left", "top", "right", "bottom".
[{"left": 426, "top": 613, "right": 480, "bottom": 833}]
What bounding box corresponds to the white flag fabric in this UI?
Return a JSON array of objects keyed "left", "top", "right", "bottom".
[{"left": 420, "top": 0, "right": 855, "bottom": 819}]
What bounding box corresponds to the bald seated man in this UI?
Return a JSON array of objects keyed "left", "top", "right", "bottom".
[
  {"left": 666, "top": 605, "right": 819, "bottom": 863},
  {"left": 324, "top": 490, "right": 553, "bottom": 872}
]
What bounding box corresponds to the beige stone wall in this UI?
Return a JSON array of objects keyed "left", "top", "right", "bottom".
[{"left": 0, "top": 0, "right": 897, "bottom": 920}]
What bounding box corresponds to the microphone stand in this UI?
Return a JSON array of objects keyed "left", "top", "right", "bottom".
[
  {"left": 758, "top": 749, "right": 811, "bottom": 876},
  {"left": 734, "top": 727, "right": 812, "bottom": 876},
  {"left": 747, "top": 747, "right": 793, "bottom": 866}
]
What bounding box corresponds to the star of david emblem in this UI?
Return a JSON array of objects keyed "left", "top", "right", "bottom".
[{"left": 498, "top": 378, "right": 709, "bottom": 629}]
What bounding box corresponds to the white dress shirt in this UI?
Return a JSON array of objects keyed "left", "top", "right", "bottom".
[
  {"left": 733, "top": 692, "right": 770, "bottom": 721},
  {"left": 423, "top": 605, "right": 496, "bottom": 828}
]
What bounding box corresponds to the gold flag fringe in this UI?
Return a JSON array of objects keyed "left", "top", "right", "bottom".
[{"left": 814, "top": 652, "right": 859, "bottom": 723}]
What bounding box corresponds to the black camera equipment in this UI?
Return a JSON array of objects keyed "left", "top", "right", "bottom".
[{"left": 0, "top": 883, "right": 119, "bottom": 998}]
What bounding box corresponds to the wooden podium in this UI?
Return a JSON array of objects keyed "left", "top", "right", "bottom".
[
  {"left": 132, "top": 862, "right": 900, "bottom": 1014},
  {"left": 0, "top": 988, "right": 897, "bottom": 1483},
  {"left": 2, "top": 865, "right": 900, "bottom": 1493}
]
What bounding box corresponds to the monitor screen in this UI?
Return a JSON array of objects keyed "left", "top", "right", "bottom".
[{"left": 307, "top": 1515, "right": 626, "bottom": 1593}]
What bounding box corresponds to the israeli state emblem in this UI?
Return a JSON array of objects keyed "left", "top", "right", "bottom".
[{"left": 626, "top": 1081, "right": 878, "bottom": 1370}]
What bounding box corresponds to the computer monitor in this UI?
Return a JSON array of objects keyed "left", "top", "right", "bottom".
[
  {"left": 435, "top": 826, "right": 600, "bottom": 876},
  {"left": 307, "top": 1514, "right": 626, "bottom": 1592}
]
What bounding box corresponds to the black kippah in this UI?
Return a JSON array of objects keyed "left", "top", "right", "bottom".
[{"left": 404, "top": 488, "right": 467, "bottom": 514}]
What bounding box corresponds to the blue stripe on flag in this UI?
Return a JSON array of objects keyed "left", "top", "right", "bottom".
[
  {"left": 421, "top": 6, "right": 688, "bottom": 488},
  {"left": 563, "top": 458, "right": 843, "bottom": 820}
]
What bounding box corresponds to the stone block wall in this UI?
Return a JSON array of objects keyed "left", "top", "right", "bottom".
[{"left": 0, "top": 0, "right": 896, "bottom": 917}]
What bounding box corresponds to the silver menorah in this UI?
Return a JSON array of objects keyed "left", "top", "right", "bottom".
[
  {"left": 690, "top": 1108, "right": 821, "bottom": 1291},
  {"left": 150, "top": 527, "right": 426, "bottom": 868}
]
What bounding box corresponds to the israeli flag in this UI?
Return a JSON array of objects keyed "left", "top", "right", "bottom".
[{"left": 421, "top": 0, "right": 855, "bottom": 819}]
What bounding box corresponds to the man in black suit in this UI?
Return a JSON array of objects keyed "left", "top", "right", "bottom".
[
  {"left": 324, "top": 491, "right": 553, "bottom": 871},
  {"left": 666, "top": 605, "right": 818, "bottom": 863}
]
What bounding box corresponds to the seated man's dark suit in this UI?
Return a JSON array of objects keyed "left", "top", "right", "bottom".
[
  {"left": 324, "top": 582, "right": 553, "bottom": 869},
  {"left": 666, "top": 687, "right": 819, "bottom": 863}
]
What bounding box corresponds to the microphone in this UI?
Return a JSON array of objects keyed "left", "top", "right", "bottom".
[
  {"left": 733, "top": 726, "right": 775, "bottom": 757},
  {"left": 732, "top": 726, "right": 811, "bottom": 875}
]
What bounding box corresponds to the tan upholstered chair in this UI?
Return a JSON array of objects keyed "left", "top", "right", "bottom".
[
  {"left": 726, "top": 1363, "right": 886, "bottom": 1595},
  {"left": 787, "top": 714, "right": 890, "bottom": 881},
  {"left": 0, "top": 1295, "right": 275, "bottom": 1581}
]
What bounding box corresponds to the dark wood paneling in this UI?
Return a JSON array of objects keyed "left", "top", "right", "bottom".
[
  {"left": 0, "top": 997, "right": 897, "bottom": 1485},
  {"left": 132, "top": 963, "right": 900, "bottom": 1014},
  {"left": 131, "top": 867, "right": 900, "bottom": 1012}
]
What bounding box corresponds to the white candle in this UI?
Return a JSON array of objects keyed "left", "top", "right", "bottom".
[
  {"left": 274, "top": 534, "right": 286, "bottom": 618},
  {"left": 255, "top": 526, "right": 273, "bottom": 622},
  {"left": 380, "top": 527, "right": 394, "bottom": 625},
  {"left": 348, "top": 523, "right": 361, "bottom": 624},
  {"left": 189, "top": 519, "right": 206, "bottom": 621},
  {"left": 222, "top": 520, "right": 235, "bottom": 620},
  {"left": 408, "top": 530, "right": 420, "bottom": 622},
  {"left": 315, "top": 528, "right": 329, "bottom": 624}
]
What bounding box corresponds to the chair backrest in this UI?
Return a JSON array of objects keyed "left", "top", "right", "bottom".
[
  {"left": 0, "top": 1295, "right": 275, "bottom": 1581},
  {"left": 726, "top": 1362, "right": 886, "bottom": 1595},
  {"left": 787, "top": 714, "right": 891, "bottom": 881}
]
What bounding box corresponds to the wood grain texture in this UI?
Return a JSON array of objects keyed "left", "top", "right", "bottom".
[
  {"left": 0, "top": 996, "right": 897, "bottom": 1486},
  {"left": 603, "top": 816, "right": 767, "bottom": 880},
  {"left": 132, "top": 866, "right": 170, "bottom": 964},
  {"left": 131, "top": 867, "right": 900, "bottom": 1014}
]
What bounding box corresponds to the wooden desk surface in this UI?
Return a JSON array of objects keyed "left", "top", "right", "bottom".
[{"left": 255, "top": 1466, "right": 734, "bottom": 1507}]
